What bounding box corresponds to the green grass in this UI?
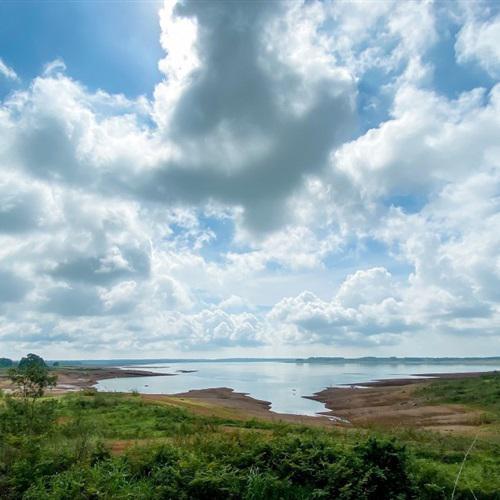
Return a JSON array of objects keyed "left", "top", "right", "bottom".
[
  {"left": 57, "top": 392, "right": 282, "bottom": 439},
  {"left": 1, "top": 390, "right": 500, "bottom": 498},
  {"left": 416, "top": 372, "right": 500, "bottom": 421}
]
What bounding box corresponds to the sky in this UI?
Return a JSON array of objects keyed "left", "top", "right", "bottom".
[{"left": 0, "top": 0, "right": 500, "bottom": 360}]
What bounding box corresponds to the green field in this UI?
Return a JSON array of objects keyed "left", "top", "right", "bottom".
[
  {"left": 416, "top": 372, "right": 500, "bottom": 423},
  {"left": 1, "top": 381, "right": 500, "bottom": 499}
]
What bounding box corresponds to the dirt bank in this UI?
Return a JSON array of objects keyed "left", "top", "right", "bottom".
[
  {"left": 2, "top": 367, "right": 495, "bottom": 433},
  {"left": 142, "top": 388, "right": 335, "bottom": 427},
  {"left": 307, "top": 371, "right": 496, "bottom": 432},
  {"left": 0, "top": 367, "right": 171, "bottom": 394}
]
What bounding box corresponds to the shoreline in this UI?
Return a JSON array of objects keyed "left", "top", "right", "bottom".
[
  {"left": 55, "top": 367, "right": 174, "bottom": 393},
  {"left": 146, "top": 370, "right": 498, "bottom": 429},
  {"left": 142, "top": 387, "right": 336, "bottom": 426},
  {"left": 2, "top": 366, "right": 497, "bottom": 431},
  {"left": 0, "top": 366, "right": 171, "bottom": 394},
  {"left": 306, "top": 370, "right": 498, "bottom": 431},
  {"left": 97, "top": 368, "right": 498, "bottom": 429},
  {"left": 338, "top": 369, "right": 498, "bottom": 388}
]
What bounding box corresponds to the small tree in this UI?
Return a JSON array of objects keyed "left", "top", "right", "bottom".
[
  {"left": 9, "top": 354, "right": 57, "bottom": 400},
  {"left": 7, "top": 354, "right": 57, "bottom": 434}
]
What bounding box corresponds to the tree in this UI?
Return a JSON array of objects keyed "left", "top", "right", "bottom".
[
  {"left": 18, "top": 353, "right": 47, "bottom": 370},
  {"left": 7, "top": 354, "right": 57, "bottom": 434},
  {"left": 9, "top": 366, "right": 56, "bottom": 400}
]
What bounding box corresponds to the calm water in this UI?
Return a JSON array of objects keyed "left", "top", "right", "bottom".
[{"left": 95, "top": 361, "right": 500, "bottom": 416}]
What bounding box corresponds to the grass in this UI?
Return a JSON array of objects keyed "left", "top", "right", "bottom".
[
  {"left": 53, "top": 392, "right": 500, "bottom": 496},
  {"left": 2, "top": 378, "right": 500, "bottom": 498},
  {"left": 416, "top": 371, "right": 500, "bottom": 422}
]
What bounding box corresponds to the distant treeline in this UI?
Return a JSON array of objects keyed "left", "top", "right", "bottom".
[
  {"left": 0, "top": 356, "right": 60, "bottom": 368},
  {"left": 296, "top": 356, "right": 500, "bottom": 364},
  {"left": 0, "top": 358, "right": 13, "bottom": 368},
  {"left": 30, "top": 356, "right": 500, "bottom": 367},
  {"left": 3, "top": 355, "right": 499, "bottom": 368}
]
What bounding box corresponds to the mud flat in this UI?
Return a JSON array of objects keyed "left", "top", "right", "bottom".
[
  {"left": 0, "top": 367, "right": 171, "bottom": 394},
  {"left": 143, "top": 387, "right": 335, "bottom": 427},
  {"left": 306, "top": 371, "right": 497, "bottom": 432},
  {"left": 2, "top": 367, "right": 496, "bottom": 433}
]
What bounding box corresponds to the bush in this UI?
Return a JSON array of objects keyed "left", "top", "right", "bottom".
[
  {"left": 2, "top": 388, "right": 497, "bottom": 499},
  {"left": 353, "top": 437, "right": 416, "bottom": 499},
  {"left": 0, "top": 397, "right": 57, "bottom": 436}
]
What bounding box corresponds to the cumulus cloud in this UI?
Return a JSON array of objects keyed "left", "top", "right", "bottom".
[
  {"left": 456, "top": 14, "right": 500, "bottom": 77},
  {"left": 0, "top": 178, "right": 47, "bottom": 233},
  {"left": 335, "top": 83, "right": 500, "bottom": 200},
  {"left": 0, "top": 0, "right": 500, "bottom": 357},
  {"left": 269, "top": 268, "right": 412, "bottom": 347},
  {"left": 148, "top": 0, "right": 356, "bottom": 232},
  {"left": 165, "top": 309, "right": 265, "bottom": 350}
]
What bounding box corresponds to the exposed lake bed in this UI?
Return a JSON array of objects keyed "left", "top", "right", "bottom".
[
  {"left": 2, "top": 359, "right": 498, "bottom": 429},
  {"left": 93, "top": 359, "right": 500, "bottom": 417}
]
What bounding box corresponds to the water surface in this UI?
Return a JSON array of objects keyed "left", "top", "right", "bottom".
[{"left": 95, "top": 361, "right": 500, "bottom": 416}]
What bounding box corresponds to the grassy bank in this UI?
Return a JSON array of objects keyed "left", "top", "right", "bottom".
[
  {"left": 1, "top": 387, "right": 499, "bottom": 499},
  {"left": 416, "top": 371, "right": 500, "bottom": 423}
]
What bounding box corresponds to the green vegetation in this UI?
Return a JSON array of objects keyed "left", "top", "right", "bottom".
[
  {"left": 417, "top": 371, "right": 500, "bottom": 422},
  {"left": 17, "top": 353, "right": 48, "bottom": 371},
  {"left": 1, "top": 393, "right": 499, "bottom": 498},
  {"left": 8, "top": 355, "right": 57, "bottom": 402},
  {"left": 1, "top": 359, "right": 499, "bottom": 499},
  {"left": 0, "top": 358, "right": 13, "bottom": 368},
  {"left": 1, "top": 353, "right": 57, "bottom": 437}
]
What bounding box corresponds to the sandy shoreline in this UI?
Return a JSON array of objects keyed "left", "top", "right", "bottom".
[
  {"left": 155, "top": 370, "right": 497, "bottom": 430},
  {"left": 1, "top": 366, "right": 497, "bottom": 431},
  {"left": 0, "top": 367, "right": 171, "bottom": 394},
  {"left": 306, "top": 370, "right": 497, "bottom": 431},
  {"left": 338, "top": 370, "right": 497, "bottom": 387},
  {"left": 143, "top": 387, "right": 336, "bottom": 426}
]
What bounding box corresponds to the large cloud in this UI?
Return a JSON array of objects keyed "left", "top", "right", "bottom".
[
  {"left": 146, "top": 0, "right": 357, "bottom": 232},
  {"left": 1, "top": 0, "right": 356, "bottom": 235},
  {"left": 0, "top": 0, "right": 500, "bottom": 357},
  {"left": 269, "top": 268, "right": 413, "bottom": 347}
]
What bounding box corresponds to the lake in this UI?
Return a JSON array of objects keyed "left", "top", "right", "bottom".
[{"left": 95, "top": 360, "right": 500, "bottom": 416}]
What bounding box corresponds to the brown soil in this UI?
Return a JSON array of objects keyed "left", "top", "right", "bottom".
[
  {"left": 2, "top": 367, "right": 495, "bottom": 435},
  {"left": 142, "top": 388, "right": 335, "bottom": 427},
  {"left": 0, "top": 367, "right": 171, "bottom": 394},
  {"left": 307, "top": 373, "right": 491, "bottom": 432}
]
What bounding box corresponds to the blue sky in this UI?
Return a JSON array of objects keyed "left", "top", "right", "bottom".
[
  {"left": 0, "top": 0, "right": 500, "bottom": 359},
  {"left": 0, "top": 0, "right": 162, "bottom": 98}
]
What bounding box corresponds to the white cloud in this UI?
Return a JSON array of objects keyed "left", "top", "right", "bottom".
[
  {"left": 43, "top": 58, "right": 67, "bottom": 77},
  {"left": 0, "top": 58, "right": 18, "bottom": 81},
  {"left": 335, "top": 84, "right": 500, "bottom": 200},
  {"left": 150, "top": 0, "right": 356, "bottom": 232},
  {"left": 456, "top": 14, "right": 500, "bottom": 77},
  {"left": 269, "top": 268, "right": 413, "bottom": 347},
  {"left": 0, "top": 0, "right": 500, "bottom": 357}
]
